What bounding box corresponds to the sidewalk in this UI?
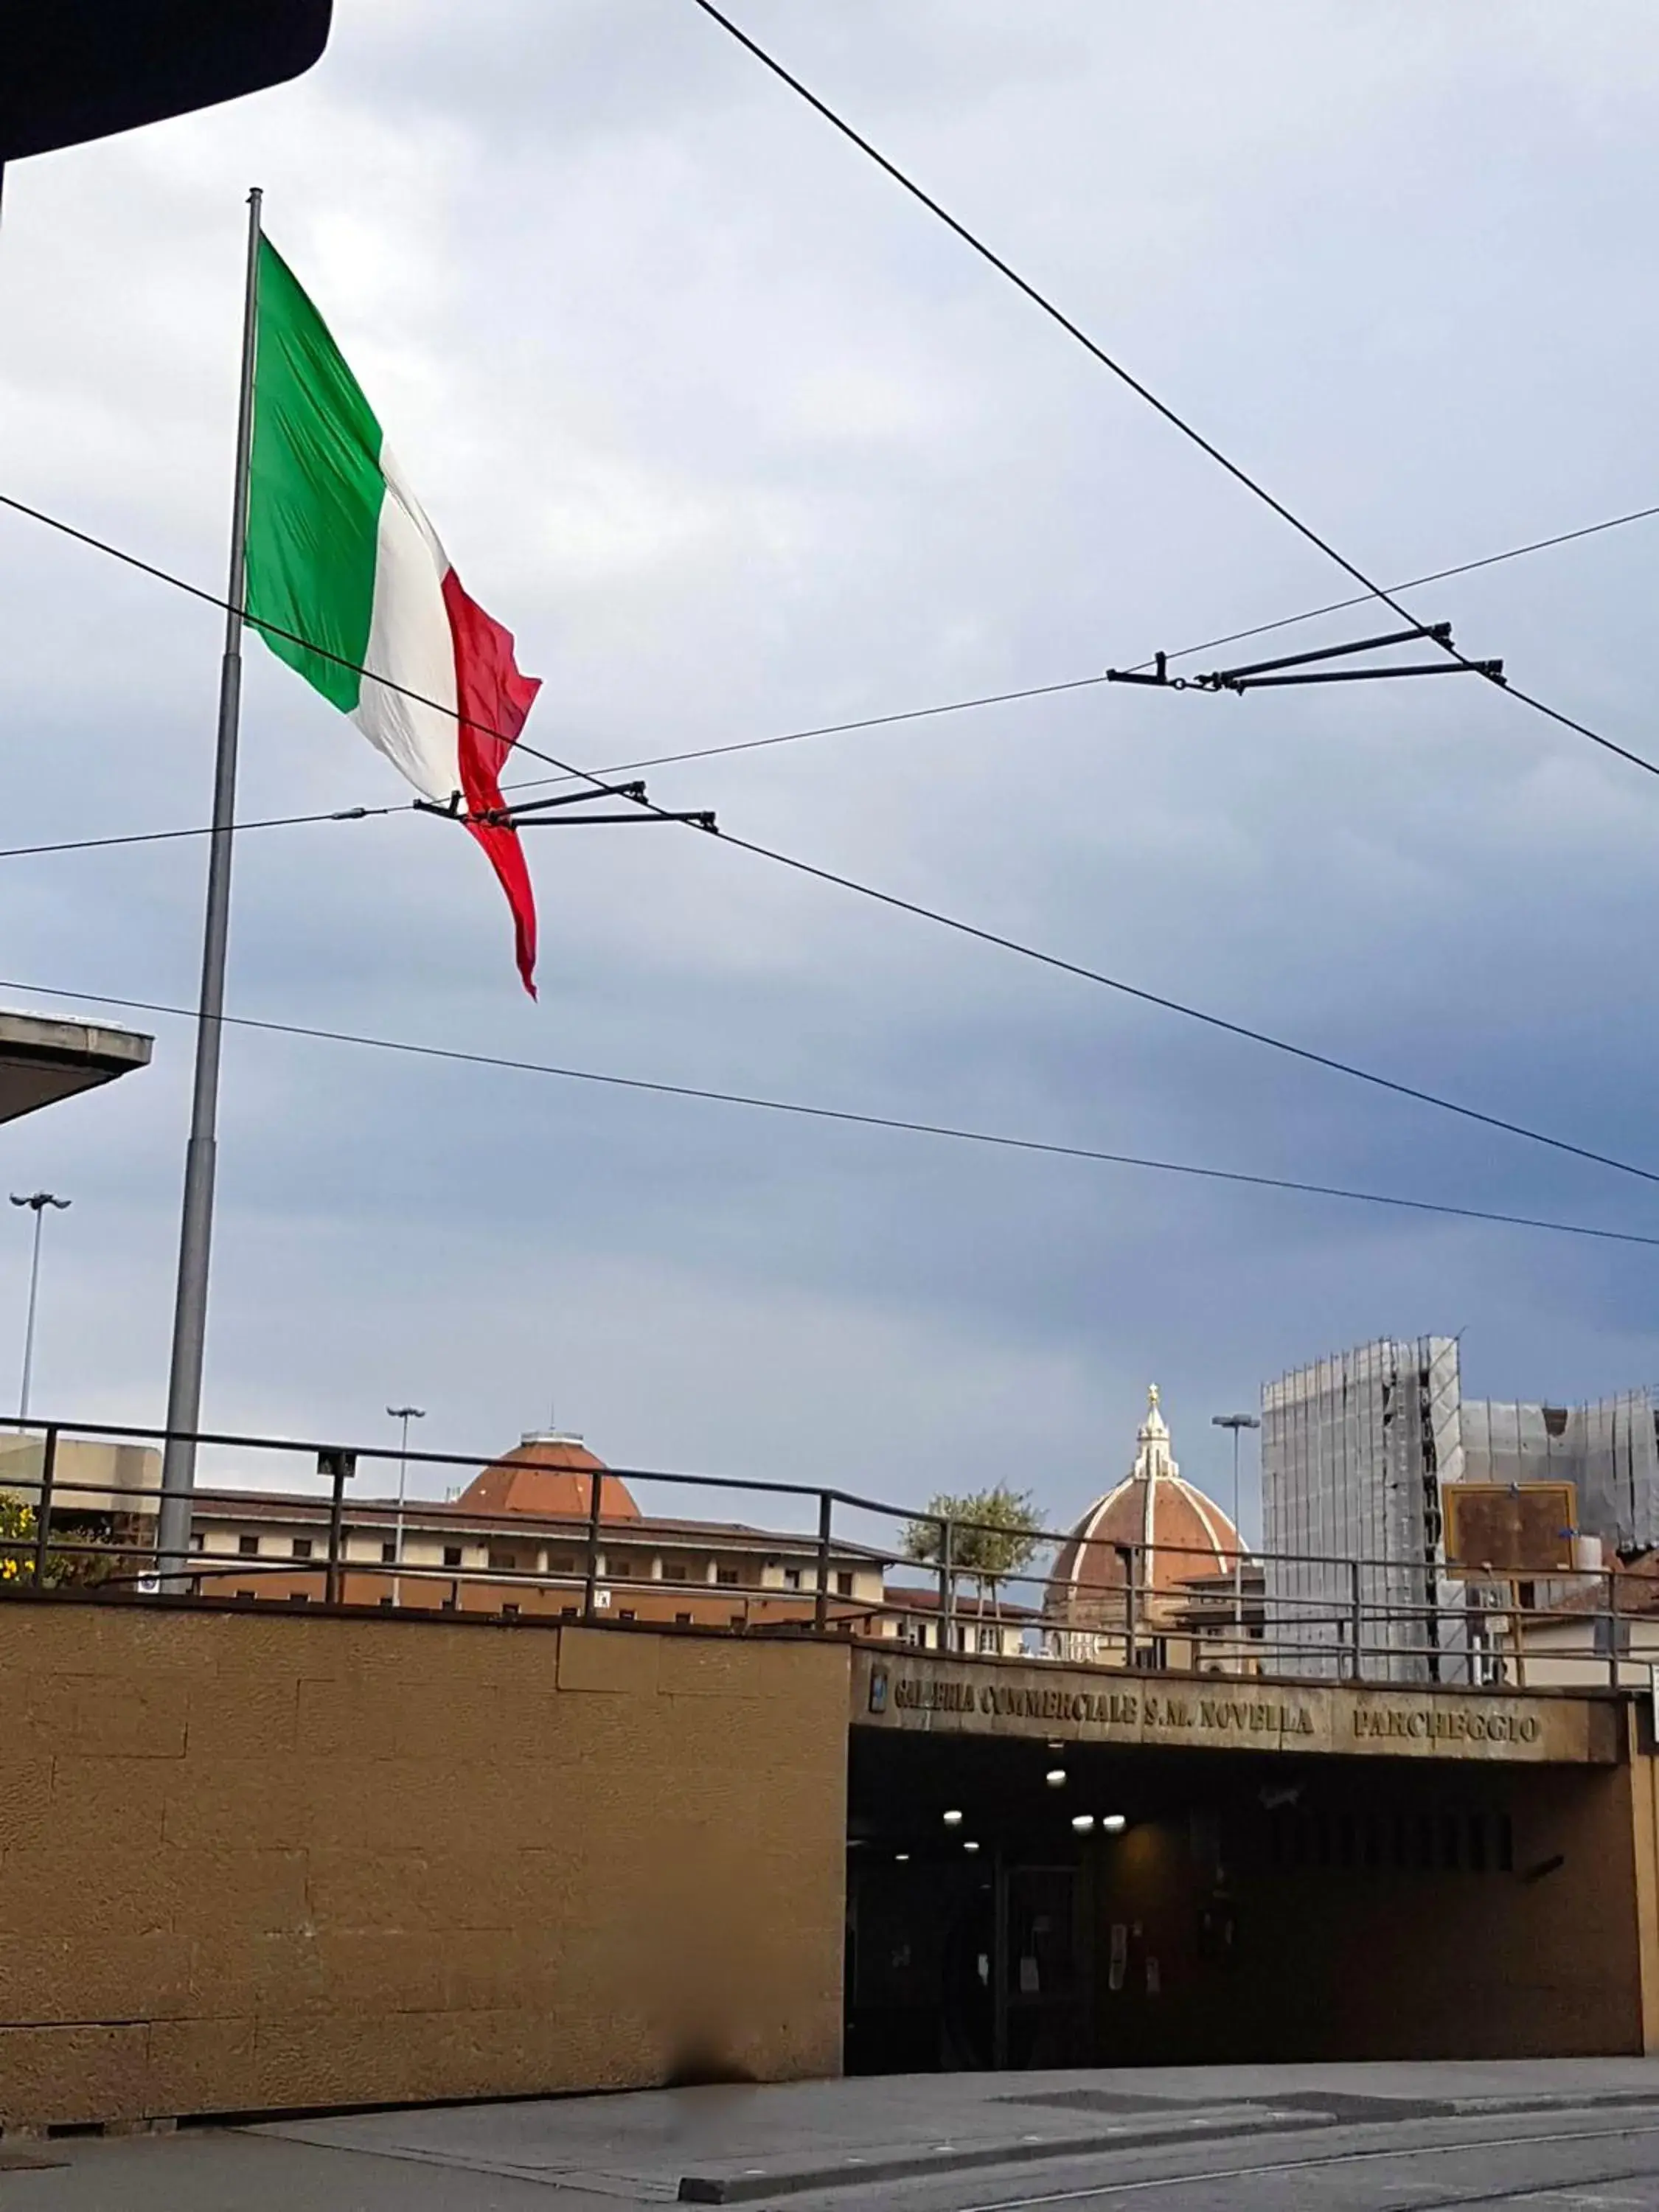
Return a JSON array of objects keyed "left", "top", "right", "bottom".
[
  {"left": 256, "top": 2058, "right": 1659, "bottom": 2200},
  {"left": 15, "top": 2059, "right": 1659, "bottom": 2211}
]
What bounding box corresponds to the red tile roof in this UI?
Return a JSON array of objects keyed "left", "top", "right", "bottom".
[{"left": 455, "top": 1434, "right": 641, "bottom": 1522}]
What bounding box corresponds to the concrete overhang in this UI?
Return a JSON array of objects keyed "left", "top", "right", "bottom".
[{"left": 0, "top": 1008, "right": 153, "bottom": 1124}]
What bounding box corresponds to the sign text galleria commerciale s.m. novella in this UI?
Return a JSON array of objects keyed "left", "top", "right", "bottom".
[{"left": 863, "top": 1663, "right": 1556, "bottom": 1753}]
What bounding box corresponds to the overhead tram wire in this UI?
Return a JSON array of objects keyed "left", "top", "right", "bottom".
[
  {"left": 6, "top": 496, "right": 1657, "bottom": 861},
  {"left": 664, "top": 808, "right": 1659, "bottom": 1190},
  {"left": 4, "top": 484, "right": 1655, "bottom": 835},
  {"left": 494, "top": 498, "right": 1659, "bottom": 796},
  {"left": 4, "top": 490, "right": 1659, "bottom": 1192},
  {"left": 1123, "top": 500, "right": 1659, "bottom": 676},
  {"left": 0, "top": 967, "right": 1652, "bottom": 1254},
  {"left": 681, "top": 0, "right": 1659, "bottom": 786},
  {"left": 0, "top": 801, "right": 401, "bottom": 863}
]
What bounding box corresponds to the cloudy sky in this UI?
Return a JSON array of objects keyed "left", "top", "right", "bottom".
[{"left": 2, "top": 0, "right": 1658, "bottom": 1545}]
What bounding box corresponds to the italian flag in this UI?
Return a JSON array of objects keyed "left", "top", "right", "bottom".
[{"left": 244, "top": 236, "right": 540, "bottom": 995}]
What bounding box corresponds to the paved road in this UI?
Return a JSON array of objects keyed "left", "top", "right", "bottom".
[
  {"left": 12, "top": 2062, "right": 1659, "bottom": 2209},
  {"left": 830, "top": 2110, "right": 1659, "bottom": 2212}
]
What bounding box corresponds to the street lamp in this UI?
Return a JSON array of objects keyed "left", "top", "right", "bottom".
[
  {"left": 1211, "top": 1413, "right": 1260, "bottom": 1645},
  {"left": 10, "top": 1192, "right": 69, "bottom": 1425},
  {"left": 386, "top": 1404, "right": 425, "bottom": 1607}
]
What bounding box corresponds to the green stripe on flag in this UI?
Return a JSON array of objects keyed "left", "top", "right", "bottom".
[{"left": 245, "top": 236, "right": 385, "bottom": 712}]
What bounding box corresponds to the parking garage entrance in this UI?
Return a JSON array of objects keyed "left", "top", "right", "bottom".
[{"left": 845, "top": 1649, "right": 1648, "bottom": 2070}]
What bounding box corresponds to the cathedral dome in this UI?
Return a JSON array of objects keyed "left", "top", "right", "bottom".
[{"left": 1046, "top": 1385, "right": 1242, "bottom": 1619}]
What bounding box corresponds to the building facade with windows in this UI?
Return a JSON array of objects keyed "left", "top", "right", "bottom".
[
  {"left": 880, "top": 1582, "right": 1032, "bottom": 1658},
  {"left": 186, "top": 1431, "right": 892, "bottom": 1630}
]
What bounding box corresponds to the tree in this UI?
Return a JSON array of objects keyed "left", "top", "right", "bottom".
[{"left": 902, "top": 1484, "right": 1047, "bottom": 1622}]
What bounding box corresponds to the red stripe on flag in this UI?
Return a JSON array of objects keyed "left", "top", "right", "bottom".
[{"left": 442, "top": 568, "right": 543, "bottom": 998}]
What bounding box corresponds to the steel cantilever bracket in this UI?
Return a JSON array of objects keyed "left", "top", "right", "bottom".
[
  {"left": 415, "top": 776, "right": 719, "bottom": 835},
  {"left": 1106, "top": 621, "right": 1505, "bottom": 696}
]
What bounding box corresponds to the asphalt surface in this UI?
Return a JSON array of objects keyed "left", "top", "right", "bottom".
[{"left": 11, "top": 2064, "right": 1659, "bottom": 2210}]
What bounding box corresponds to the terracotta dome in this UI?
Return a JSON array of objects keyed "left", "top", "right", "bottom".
[
  {"left": 1046, "top": 1385, "right": 1242, "bottom": 1624},
  {"left": 455, "top": 1433, "right": 641, "bottom": 1522}
]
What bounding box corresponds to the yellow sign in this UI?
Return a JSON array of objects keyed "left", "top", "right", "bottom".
[{"left": 1443, "top": 1481, "right": 1576, "bottom": 1576}]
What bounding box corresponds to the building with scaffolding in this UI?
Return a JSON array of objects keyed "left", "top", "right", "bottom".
[
  {"left": 1262, "top": 1336, "right": 1659, "bottom": 1683},
  {"left": 1261, "top": 1337, "right": 1465, "bottom": 1683},
  {"left": 1458, "top": 1392, "right": 1659, "bottom": 1555}
]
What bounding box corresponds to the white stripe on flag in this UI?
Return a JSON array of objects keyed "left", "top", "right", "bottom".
[{"left": 352, "top": 446, "right": 463, "bottom": 804}]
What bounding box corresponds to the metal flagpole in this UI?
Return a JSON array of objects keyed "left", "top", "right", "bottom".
[{"left": 156, "top": 186, "right": 262, "bottom": 1585}]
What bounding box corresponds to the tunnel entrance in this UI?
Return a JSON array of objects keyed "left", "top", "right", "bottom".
[{"left": 844, "top": 1719, "right": 1642, "bottom": 2070}]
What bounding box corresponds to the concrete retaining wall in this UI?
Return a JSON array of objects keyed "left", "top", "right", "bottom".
[{"left": 0, "top": 1601, "right": 849, "bottom": 2127}]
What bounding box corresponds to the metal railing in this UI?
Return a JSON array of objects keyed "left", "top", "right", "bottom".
[{"left": 0, "top": 1415, "right": 1641, "bottom": 1694}]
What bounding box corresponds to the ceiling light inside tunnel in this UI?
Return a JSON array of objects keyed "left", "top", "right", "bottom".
[
  {"left": 894, "top": 1852, "right": 911, "bottom": 1863},
  {"left": 942, "top": 1809, "right": 964, "bottom": 1826},
  {"left": 1102, "top": 1814, "right": 1127, "bottom": 1834},
  {"left": 1045, "top": 1768, "right": 1067, "bottom": 1788},
  {"left": 963, "top": 1840, "right": 981, "bottom": 1852},
  {"left": 1071, "top": 1814, "right": 1096, "bottom": 1834}
]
